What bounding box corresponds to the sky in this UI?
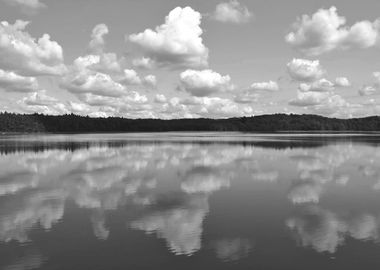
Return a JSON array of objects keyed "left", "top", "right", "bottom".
[{"left": 1, "top": 0, "right": 380, "bottom": 118}]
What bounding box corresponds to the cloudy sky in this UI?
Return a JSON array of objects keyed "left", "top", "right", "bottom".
[{"left": 0, "top": 0, "right": 380, "bottom": 118}]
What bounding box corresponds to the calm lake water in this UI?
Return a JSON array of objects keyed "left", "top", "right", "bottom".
[{"left": 2, "top": 133, "right": 380, "bottom": 269}]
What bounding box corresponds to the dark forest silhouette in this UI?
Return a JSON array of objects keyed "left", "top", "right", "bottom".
[{"left": 1, "top": 112, "right": 380, "bottom": 133}]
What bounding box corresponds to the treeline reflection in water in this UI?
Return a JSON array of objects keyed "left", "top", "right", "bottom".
[{"left": 1, "top": 134, "right": 380, "bottom": 269}]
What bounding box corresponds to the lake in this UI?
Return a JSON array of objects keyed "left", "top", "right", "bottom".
[{"left": 1, "top": 133, "right": 380, "bottom": 269}]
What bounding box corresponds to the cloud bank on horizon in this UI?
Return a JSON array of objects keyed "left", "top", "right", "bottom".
[{"left": 0, "top": 0, "right": 380, "bottom": 119}]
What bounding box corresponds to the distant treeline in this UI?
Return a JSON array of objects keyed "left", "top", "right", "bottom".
[{"left": 1, "top": 112, "right": 380, "bottom": 133}]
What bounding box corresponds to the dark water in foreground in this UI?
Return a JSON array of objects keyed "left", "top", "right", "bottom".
[{"left": 1, "top": 133, "right": 380, "bottom": 269}]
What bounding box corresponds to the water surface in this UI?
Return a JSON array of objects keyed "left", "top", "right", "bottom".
[{"left": 1, "top": 133, "right": 380, "bottom": 269}]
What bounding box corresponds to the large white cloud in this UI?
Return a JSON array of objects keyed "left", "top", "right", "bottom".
[
  {"left": 286, "top": 6, "right": 380, "bottom": 56},
  {"left": 4, "top": 0, "right": 46, "bottom": 14},
  {"left": 0, "top": 20, "right": 65, "bottom": 76},
  {"left": 179, "top": 69, "right": 234, "bottom": 97},
  {"left": 0, "top": 69, "right": 38, "bottom": 92},
  {"left": 129, "top": 7, "right": 209, "bottom": 69},
  {"left": 287, "top": 58, "right": 325, "bottom": 82},
  {"left": 212, "top": 0, "right": 252, "bottom": 24},
  {"left": 62, "top": 24, "right": 142, "bottom": 99}
]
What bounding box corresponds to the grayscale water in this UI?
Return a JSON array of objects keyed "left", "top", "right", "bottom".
[{"left": 1, "top": 133, "right": 380, "bottom": 269}]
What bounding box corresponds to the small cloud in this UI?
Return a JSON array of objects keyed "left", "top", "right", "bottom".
[
  {"left": 289, "top": 91, "right": 330, "bottom": 107},
  {"left": 120, "top": 69, "right": 142, "bottom": 85},
  {"left": 89, "top": 24, "right": 109, "bottom": 55},
  {"left": 132, "top": 57, "right": 155, "bottom": 70},
  {"left": 212, "top": 0, "right": 252, "bottom": 24},
  {"left": 4, "top": 0, "right": 46, "bottom": 15},
  {"left": 250, "top": 80, "right": 279, "bottom": 92},
  {"left": 299, "top": 79, "right": 335, "bottom": 93},
  {"left": 335, "top": 77, "right": 351, "bottom": 87},
  {"left": 143, "top": 75, "right": 157, "bottom": 88},
  {"left": 179, "top": 69, "right": 234, "bottom": 97},
  {"left": 234, "top": 90, "right": 259, "bottom": 104},
  {"left": 358, "top": 72, "right": 380, "bottom": 96},
  {"left": 287, "top": 58, "right": 325, "bottom": 82},
  {"left": 359, "top": 85, "right": 377, "bottom": 96},
  {"left": 154, "top": 94, "right": 167, "bottom": 104}
]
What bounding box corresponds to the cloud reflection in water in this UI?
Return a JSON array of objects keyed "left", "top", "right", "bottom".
[{"left": 0, "top": 138, "right": 380, "bottom": 263}]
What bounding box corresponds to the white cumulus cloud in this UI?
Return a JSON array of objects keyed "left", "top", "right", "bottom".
[
  {"left": 299, "top": 78, "right": 335, "bottom": 92},
  {"left": 132, "top": 57, "right": 155, "bottom": 70},
  {"left": 179, "top": 69, "right": 234, "bottom": 97},
  {"left": 212, "top": 0, "right": 252, "bottom": 24},
  {"left": 286, "top": 6, "right": 380, "bottom": 56},
  {"left": 120, "top": 69, "right": 142, "bottom": 85},
  {"left": 335, "top": 77, "right": 351, "bottom": 87},
  {"left": 0, "top": 20, "right": 65, "bottom": 76},
  {"left": 61, "top": 70, "right": 127, "bottom": 98},
  {"left": 250, "top": 80, "right": 279, "bottom": 91},
  {"left": 143, "top": 75, "right": 157, "bottom": 87},
  {"left": 154, "top": 94, "right": 167, "bottom": 104},
  {"left": 287, "top": 58, "right": 325, "bottom": 82},
  {"left": 129, "top": 7, "right": 209, "bottom": 69}
]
